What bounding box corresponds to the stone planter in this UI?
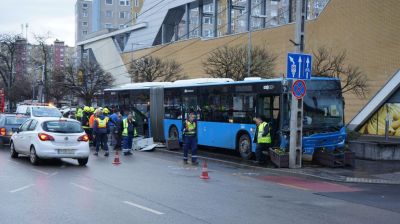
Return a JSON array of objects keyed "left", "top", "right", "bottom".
[{"left": 269, "top": 148, "right": 289, "bottom": 168}]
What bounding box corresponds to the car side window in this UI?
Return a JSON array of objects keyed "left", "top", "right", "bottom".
[
  {"left": 28, "top": 120, "right": 38, "bottom": 131},
  {"left": 20, "top": 120, "right": 32, "bottom": 132}
]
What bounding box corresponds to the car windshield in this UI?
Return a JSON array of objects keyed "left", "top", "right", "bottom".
[
  {"left": 303, "top": 90, "right": 344, "bottom": 132},
  {"left": 5, "top": 116, "right": 29, "bottom": 125},
  {"left": 42, "top": 120, "right": 83, "bottom": 133},
  {"left": 32, "top": 107, "right": 62, "bottom": 117}
]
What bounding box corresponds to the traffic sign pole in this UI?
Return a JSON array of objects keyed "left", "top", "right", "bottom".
[{"left": 288, "top": 0, "right": 307, "bottom": 169}]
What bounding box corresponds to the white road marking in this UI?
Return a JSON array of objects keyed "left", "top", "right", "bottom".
[
  {"left": 7, "top": 159, "right": 19, "bottom": 165},
  {"left": 70, "top": 183, "right": 94, "bottom": 192},
  {"left": 9, "top": 184, "right": 35, "bottom": 193},
  {"left": 31, "top": 168, "right": 49, "bottom": 175},
  {"left": 123, "top": 201, "right": 165, "bottom": 215},
  {"left": 48, "top": 172, "right": 58, "bottom": 177}
]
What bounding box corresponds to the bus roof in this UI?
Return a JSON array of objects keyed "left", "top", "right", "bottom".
[{"left": 105, "top": 77, "right": 340, "bottom": 91}]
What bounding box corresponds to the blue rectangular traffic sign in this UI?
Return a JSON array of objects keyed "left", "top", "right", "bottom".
[{"left": 287, "top": 53, "right": 312, "bottom": 80}]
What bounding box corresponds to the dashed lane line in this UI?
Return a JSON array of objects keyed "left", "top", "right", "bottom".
[
  {"left": 9, "top": 184, "right": 35, "bottom": 193},
  {"left": 123, "top": 201, "right": 165, "bottom": 215},
  {"left": 70, "top": 182, "right": 94, "bottom": 192},
  {"left": 31, "top": 168, "right": 49, "bottom": 175}
]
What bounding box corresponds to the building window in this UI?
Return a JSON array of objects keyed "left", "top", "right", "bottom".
[
  {"left": 104, "top": 23, "right": 112, "bottom": 28},
  {"left": 119, "top": 11, "right": 129, "bottom": 19},
  {"left": 203, "top": 17, "right": 213, "bottom": 25},
  {"left": 203, "top": 4, "right": 214, "bottom": 13},
  {"left": 119, "top": 24, "right": 125, "bottom": 29},
  {"left": 82, "top": 30, "right": 88, "bottom": 35},
  {"left": 105, "top": 0, "right": 113, "bottom": 5},
  {"left": 120, "top": 0, "right": 130, "bottom": 6},
  {"left": 82, "top": 21, "right": 88, "bottom": 26},
  {"left": 134, "top": 0, "right": 139, "bottom": 7},
  {"left": 105, "top": 10, "right": 113, "bottom": 17},
  {"left": 82, "top": 3, "right": 88, "bottom": 8},
  {"left": 204, "top": 30, "right": 213, "bottom": 37},
  {"left": 83, "top": 10, "right": 88, "bottom": 17}
]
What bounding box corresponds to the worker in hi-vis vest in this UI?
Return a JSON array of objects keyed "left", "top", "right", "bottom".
[
  {"left": 93, "top": 110, "right": 110, "bottom": 157},
  {"left": 253, "top": 115, "right": 272, "bottom": 165},
  {"left": 120, "top": 113, "right": 138, "bottom": 156},
  {"left": 182, "top": 112, "right": 198, "bottom": 165}
]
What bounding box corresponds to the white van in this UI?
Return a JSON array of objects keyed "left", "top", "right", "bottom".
[{"left": 16, "top": 105, "right": 62, "bottom": 118}]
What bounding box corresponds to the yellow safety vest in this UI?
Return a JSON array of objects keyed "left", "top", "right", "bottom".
[
  {"left": 257, "top": 122, "right": 271, "bottom": 144},
  {"left": 122, "top": 119, "right": 138, "bottom": 137},
  {"left": 95, "top": 117, "right": 109, "bottom": 129},
  {"left": 184, "top": 121, "right": 196, "bottom": 136}
]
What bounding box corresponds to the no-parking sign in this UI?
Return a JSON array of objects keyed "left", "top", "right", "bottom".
[{"left": 292, "top": 80, "right": 307, "bottom": 99}]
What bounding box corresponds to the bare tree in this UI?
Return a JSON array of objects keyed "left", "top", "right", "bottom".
[
  {"left": 203, "top": 45, "right": 276, "bottom": 81},
  {"left": 312, "top": 46, "right": 368, "bottom": 98},
  {"left": 0, "top": 34, "right": 19, "bottom": 110},
  {"left": 64, "top": 61, "right": 114, "bottom": 105},
  {"left": 32, "top": 33, "right": 52, "bottom": 102},
  {"left": 129, "top": 56, "right": 186, "bottom": 82},
  {"left": 47, "top": 68, "right": 68, "bottom": 105}
]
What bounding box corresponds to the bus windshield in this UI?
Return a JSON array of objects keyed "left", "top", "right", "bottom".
[{"left": 303, "top": 90, "right": 344, "bottom": 132}]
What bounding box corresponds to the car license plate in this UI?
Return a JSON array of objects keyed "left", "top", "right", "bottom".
[{"left": 58, "top": 149, "right": 74, "bottom": 154}]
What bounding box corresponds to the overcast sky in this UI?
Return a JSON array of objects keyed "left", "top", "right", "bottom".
[{"left": 0, "top": 0, "right": 76, "bottom": 46}]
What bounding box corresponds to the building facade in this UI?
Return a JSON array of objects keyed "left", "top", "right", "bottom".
[
  {"left": 75, "top": 0, "right": 93, "bottom": 43},
  {"left": 15, "top": 38, "right": 28, "bottom": 81},
  {"left": 92, "top": 0, "right": 136, "bottom": 32}
]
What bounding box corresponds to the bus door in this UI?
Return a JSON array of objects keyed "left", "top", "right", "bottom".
[{"left": 257, "top": 95, "right": 280, "bottom": 146}]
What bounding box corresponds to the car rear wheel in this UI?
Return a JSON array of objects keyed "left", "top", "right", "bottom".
[
  {"left": 77, "top": 158, "right": 88, "bottom": 166},
  {"left": 30, "top": 146, "right": 40, "bottom": 166},
  {"left": 238, "top": 134, "right": 253, "bottom": 160},
  {"left": 10, "top": 142, "right": 18, "bottom": 158}
]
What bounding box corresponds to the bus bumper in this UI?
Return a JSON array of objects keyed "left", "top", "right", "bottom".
[{"left": 302, "top": 127, "right": 346, "bottom": 161}]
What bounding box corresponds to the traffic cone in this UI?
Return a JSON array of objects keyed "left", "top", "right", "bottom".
[
  {"left": 200, "top": 160, "right": 210, "bottom": 180},
  {"left": 112, "top": 150, "right": 121, "bottom": 165}
]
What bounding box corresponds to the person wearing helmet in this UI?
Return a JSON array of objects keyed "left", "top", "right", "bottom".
[
  {"left": 81, "top": 106, "right": 92, "bottom": 142},
  {"left": 76, "top": 106, "right": 84, "bottom": 122}
]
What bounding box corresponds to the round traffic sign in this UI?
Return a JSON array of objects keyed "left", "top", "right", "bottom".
[{"left": 292, "top": 80, "right": 307, "bottom": 99}]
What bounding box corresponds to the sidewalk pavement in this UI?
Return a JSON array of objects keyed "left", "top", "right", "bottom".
[{"left": 284, "top": 159, "right": 400, "bottom": 185}]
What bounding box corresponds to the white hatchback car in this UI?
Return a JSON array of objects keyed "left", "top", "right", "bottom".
[{"left": 10, "top": 117, "right": 90, "bottom": 166}]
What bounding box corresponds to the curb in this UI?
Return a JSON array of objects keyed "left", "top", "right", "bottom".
[{"left": 155, "top": 147, "right": 400, "bottom": 185}]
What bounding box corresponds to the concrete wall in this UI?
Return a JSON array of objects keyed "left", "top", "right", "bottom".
[{"left": 120, "top": 0, "right": 400, "bottom": 122}]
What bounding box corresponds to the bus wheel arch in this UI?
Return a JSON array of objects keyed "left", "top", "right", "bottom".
[
  {"left": 236, "top": 131, "right": 253, "bottom": 160},
  {"left": 168, "top": 125, "right": 180, "bottom": 140}
]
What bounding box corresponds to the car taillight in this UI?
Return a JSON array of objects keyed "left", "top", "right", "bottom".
[
  {"left": 78, "top": 134, "right": 89, "bottom": 142},
  {"left": 38, "top": 133, "right": 55, "bottom": 141},
  {"left": 0, "top": 128, "right": 6, "bottom": 136}
]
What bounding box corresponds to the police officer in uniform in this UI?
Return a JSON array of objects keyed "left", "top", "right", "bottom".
[
  {"left": 183, "top": 112, "right": 198, "bottom": 165},
  {"left": 253, "top": 115, "right": 272, "bottom": 164}
]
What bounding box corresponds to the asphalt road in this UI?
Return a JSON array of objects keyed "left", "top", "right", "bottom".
[{"left": 0, "top": 146, "right": 399, "bottom": 224}]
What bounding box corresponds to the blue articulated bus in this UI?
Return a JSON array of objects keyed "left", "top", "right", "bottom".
[{"left": 104, "top": 78, "right": 346, "bottom": 161}]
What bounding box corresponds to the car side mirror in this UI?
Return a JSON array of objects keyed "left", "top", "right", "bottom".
[{"left": 12, "top": 128, "right": 20, "bottom": 133}]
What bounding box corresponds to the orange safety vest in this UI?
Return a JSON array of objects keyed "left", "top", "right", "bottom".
[{"left": 89, "top": 114, "right": 95, "bottom": 128}]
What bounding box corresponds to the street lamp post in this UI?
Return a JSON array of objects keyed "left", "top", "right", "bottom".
[{"left": 33, "top": 65, "right": 45, "bottom": 103}]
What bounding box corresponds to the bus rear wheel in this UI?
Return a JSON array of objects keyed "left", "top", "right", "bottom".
[{"left": 238, "top": 134, "right": 252, "bottom": 160}]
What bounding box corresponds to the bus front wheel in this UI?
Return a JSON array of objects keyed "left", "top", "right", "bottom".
[{"left": 238, "top": 134, "right": 253, "bottom": 160}]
